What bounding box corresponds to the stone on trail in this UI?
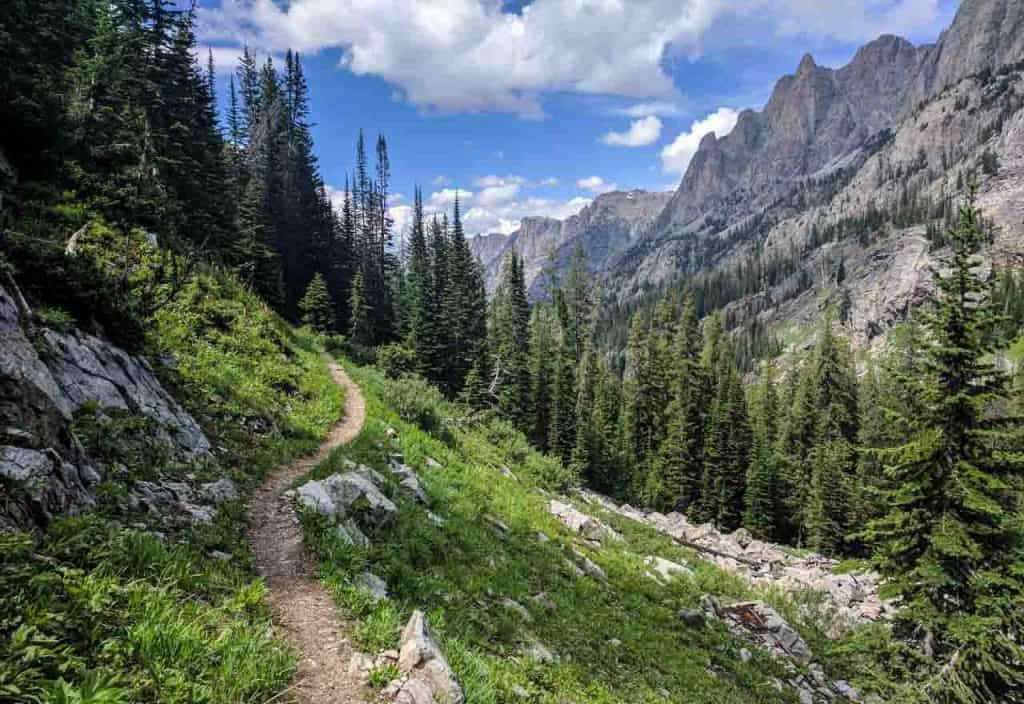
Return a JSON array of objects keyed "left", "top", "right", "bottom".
[{"left": 389, "top": 610, "right": 464, "bottom": 704}]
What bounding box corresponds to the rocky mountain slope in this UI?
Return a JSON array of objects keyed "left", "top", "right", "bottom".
[
  {"left": 479, "top": 0, "right": 1024, "bottom": 353},
  {"left": 618, "top": 0, "right": 1024, "bottom": 350},
  {"left": 471, "top": 189, "right": 672, "bottom": 296}
]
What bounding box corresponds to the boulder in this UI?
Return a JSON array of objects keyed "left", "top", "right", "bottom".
[
  {"left": 388, "top": 460, "right": 430, "bottom": 504},
  {"left": 336, "top": 519, "right": 371, "bottom": 548},
  {"left": 645, "top": 555, "right": 694, "bottom": 582},
  {"left": 357, "top": 572, "right": 389, "bottom": 602},
  {"left": 570, "top": 549, "right": 608, "bottom": 583},
  {"left": 548, "top": 499, "right": 621, "bottom": 543},
  {"left": 677, "top": 608, "right": 707, "bottom": 629},
  {"left": 718, "top": 601, "right": 812, "bottom": 663},
  {"left": 393, "top": 611, "right": 464, "bottom": 704},
  {"left": 201, "top": 477, "right": 239, "bottom": 505},
  {"left": 297, "top": 471, "right": 398, "bottom": 530}
]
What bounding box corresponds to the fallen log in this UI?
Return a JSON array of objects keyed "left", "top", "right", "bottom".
[{"left": 668, "top": 535, "right": 764, "bottom": 568}]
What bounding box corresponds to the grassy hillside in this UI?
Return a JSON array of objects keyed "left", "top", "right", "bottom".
[
  {"left": 1, "top": 236, "right": 342, "bottom": 703},
  {"left": 301, "top": 364, "right": 862, "bottom": 704}
]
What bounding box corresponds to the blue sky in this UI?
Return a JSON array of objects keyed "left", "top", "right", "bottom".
[{"left": 197, "top": 0, "right": 960, "bottom": 237}]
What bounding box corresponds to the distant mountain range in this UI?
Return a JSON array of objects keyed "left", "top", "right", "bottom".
[{"left": 472, "top": 0, "right": 1024, "bottom": 352}]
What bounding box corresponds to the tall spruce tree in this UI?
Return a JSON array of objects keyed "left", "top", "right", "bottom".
[{"left": 867, "top": 195, "right": 1024, "bottom": 702}]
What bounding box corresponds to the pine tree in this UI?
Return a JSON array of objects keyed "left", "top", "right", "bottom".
[
  {"left": 490, "top": 251, "right": 532, "bottom": 431},
  {"left": 348, "top": 269, "right": 372, "bottom": 347},
  {"left": 549, "top": 291, "right": 577, "bottom": 464},
  {"left": 867, "top": 194, "right": 1024, "bottom": 702},
  {"left": 299, "top": 272, "right": 334, "bottom": 333},
  {"left": 404, "top": 188, "right": 437, "bottom": 376},
  {"left": 529, "top": 304, "right": 557, "bottom": 451},
  {"left": 570, "top": 338, "right": 600, "bottom": 479},
  {"left": 744, "top": 365, "right": 782, "bottom": 539}
]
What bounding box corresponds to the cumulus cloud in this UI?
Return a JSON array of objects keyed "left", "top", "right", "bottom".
[
  {"left": 397, "top": 177, "right": 589, "bottom": 236},
  {"left": 660, "top": 107, "right": 739, "bottom": 175},
  {"left": 577, "top": 176, "right": 617, "bottom": 195},
  {"left": 601, "top": 116, "right": 663, "bottom": 147},
  {"left": 198, "top": 0, "right": 945, "bottom": 117}
]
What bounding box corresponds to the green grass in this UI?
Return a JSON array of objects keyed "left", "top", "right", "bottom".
[
  {"left": 1, "top": 248, "right": 343, "bottom": 702},
  {"left": 302, "top": 363, "right": 827, "bottom": 704}
]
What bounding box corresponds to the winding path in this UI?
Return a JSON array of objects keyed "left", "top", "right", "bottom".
[{"left": 247, "top": 359, "right": 367, "bottom": 704}]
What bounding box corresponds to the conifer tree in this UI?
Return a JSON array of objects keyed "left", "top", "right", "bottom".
[
  {"left": 867, "top": 195, "right": 1024, "bottom": 702},
  {"left": 490, "top": 251, "right": 532, "bottom": 431},
  {"left": 529, "top": 304, "right": 557, "bottom": 451},
  {"left": 404, "top": 188, "right": 437, "bottom": 376},
  {"left": 744, "top": 365, "right": 782, "bottom": 539},
  {"left": 549, "top": 291, "right": 578, "bottom": 464},
  {"left": 348, "top": 269, "right": 372, "bottom": 347},
  {"left": 571, "top": 338, "right": 600, "bottom": 479},
  {"left": 299, "top": 272, "right": 334, "bottom": 333}
]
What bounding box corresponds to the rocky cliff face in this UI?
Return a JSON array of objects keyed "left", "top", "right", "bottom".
[
  {"left": 0, "top": 282, "right": 210, "bottom": 529},
  {"left": 471, "top": 190, "right": 672, "bottom": 297},
  {"left": 597, "top": 0, "right": 1024, "bottom": 351}
]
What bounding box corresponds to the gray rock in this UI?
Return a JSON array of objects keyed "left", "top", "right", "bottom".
[
  {"left": 424, "top": 456, "right": 442, "bottom": 469},
  {"left": 356, "top": 572, "right": 389, "bottom": 602},
  {"left": 201, "top": 478, "right": 239, "bottom": 505},
  {"left": 677, "top": 608, "right": 706, "bottom": 629},
  {"left": 719, "top": 601, "right": 813, "bottom": 663},
  {"left": 500, "top": 598, "right": 532, "bottom": 622},
  {"left": 336, "top": 520, "right": 371, "bottom": 548},
  {"left": 182, "top": 502, "right": 215, "bottom": 525},
  {"left": 298, "top": 472, "right": 398, "bottom": 530},
  {"left": 739, "top": 647, "right": 753, "bottom": 663},
  {"left": 571, "top": 549, "right": 607, "bottom": 583},
  {"left": 42, "top": 329, "right": 211, "bottom": 456},
  {"left": 645, "top": 555, "right": 694, "bottom": 582},
  {"left": 524, "top": 641, "right": 555, "bottom": 664},
  {"left": 426, "top": 511, "right": 445, "bottom": 527},
  {"left": 548, "top": 499, "right": 621, "bottom": 543},
  {"left": 395, "top": 611, "right": 464, "bottom": 704},
  {"left": 0, "top": 447, "right": 54, "bottom": 484},
  {"left": 389, "top": 462, "right": 429, "bottom": 504}
]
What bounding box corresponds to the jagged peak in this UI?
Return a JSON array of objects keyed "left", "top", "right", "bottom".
[{"left": 796, "top": 53, "right": 818, "bottom": 76}]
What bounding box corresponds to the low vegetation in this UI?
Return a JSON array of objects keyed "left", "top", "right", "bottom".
[{"left": 1, "top": 230, "right": 342, "bottom": 703}]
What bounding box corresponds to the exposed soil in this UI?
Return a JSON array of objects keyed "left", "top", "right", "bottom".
[{"left": 247, "top": 358, "right": 368, "bottom": 704}]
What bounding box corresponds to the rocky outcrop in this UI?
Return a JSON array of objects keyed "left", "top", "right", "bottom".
[
  {"left": 572, "top": 0, "right": 1024, "bottom": 356},
  {"left": 380, "top": 611, "right": 465, "bottom": 704},
  {"left": 572, "top": 490, "right": 894, "bottom": 628},
  {"left": 0, "top": 282, "right": 210, "bottom": 529},
  {"left": 548, "top": 498, "right": 622, "bottom": 544},
  {"left": 296, "top": 467, "right": 398, "bottom": 544}
]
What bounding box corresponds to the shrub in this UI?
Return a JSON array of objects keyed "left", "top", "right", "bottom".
[{"left": 376, "top": 343, "right": 417, "bottom": 380}]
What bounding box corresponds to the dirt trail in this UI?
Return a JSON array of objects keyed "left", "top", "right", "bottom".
[{"left": 247, "top": 358, "right": 367, "bottom": 704}]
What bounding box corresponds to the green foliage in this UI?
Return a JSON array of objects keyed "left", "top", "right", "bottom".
[
  {"left": 304, "top": 361, "right": 807, "bottom": 704},
  {"left": 376, "top": 343, "right": 417, "bottom": 380},
  {"left": 33, "top": 306, "right": 75, "bottom": 332},
  {"left": 299, "top": 272, "right": 335, "bottom": 333},
  {"left": 867, "top": 193, "right": 1024, "bottom": 702},
  {"left": 0, "top": 519, "right": 293, "bottom": 704}
]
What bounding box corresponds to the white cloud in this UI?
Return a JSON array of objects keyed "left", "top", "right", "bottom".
[
  {"left": 198, "top": 0, "right": 946, "bottom": 117},
  {"left": 428, "top": 188, "right": 472, "bottom": 208},
  {"left": 601, "top": 116, "right": 663, "bottom": 147},
  {"left": 416, "top": 174, "right": 591, "bottom": 235},
  {"left": 615, "top": 101, "right": 686, "bottom": 118},
  {"left": 431, "top": 175, "right": 450, "bottom": 187},
  {"left": 660, "top": 107, "right": 739, "bottom": 175},
  {"left": 536, "top": 177, "right": 560, "bottom": 187},
  {"left": 577, "top": 176, "right": 617, "bottom": 195}
]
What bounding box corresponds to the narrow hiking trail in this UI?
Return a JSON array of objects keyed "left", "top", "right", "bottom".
[{"left": 247, "top": 359, "right": 367, "bottom": 704}]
